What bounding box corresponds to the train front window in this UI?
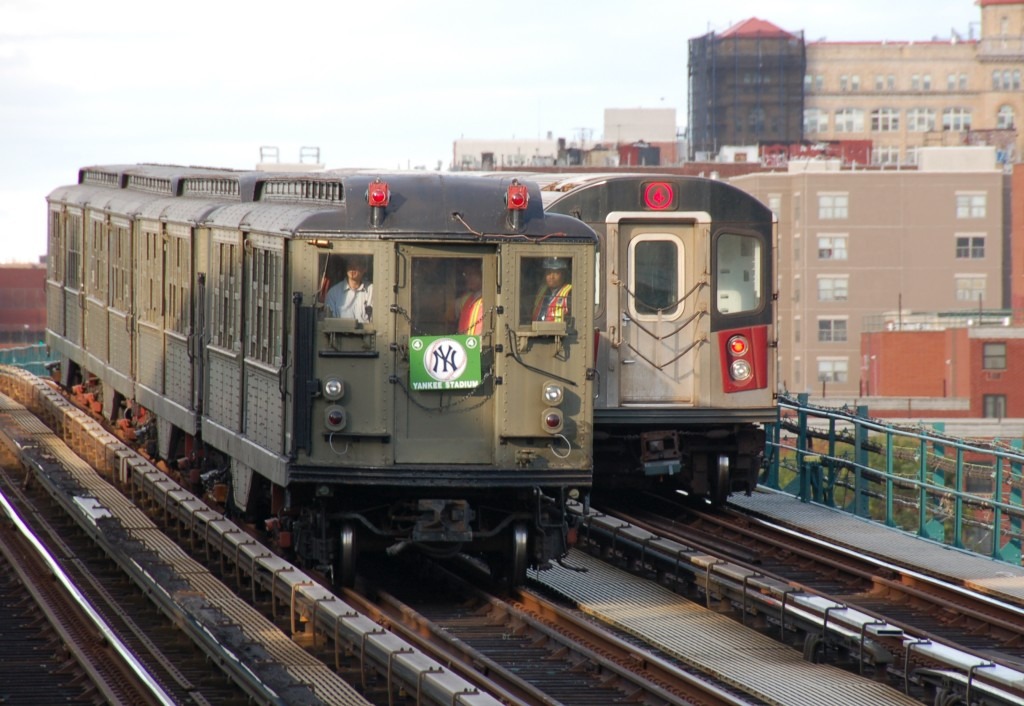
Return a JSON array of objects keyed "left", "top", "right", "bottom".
[
  {"left": 520, "top": 256, "right": 573, "bottom": 325},
  {"left": 320, "top": 253, "right": 374, "bottom": 323},
  {"left": 715, "top": 232, "right": 762, "bottom": 314},
  {"left": 410, "top": 256, "right": 484, "bottom": 335},
  {"left": 629, "top": 236, "right": 681, "bottom": 318}
]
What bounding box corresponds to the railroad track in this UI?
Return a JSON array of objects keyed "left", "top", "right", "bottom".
[
  {"left": 0, "top": 365, "right": 978, "bottom": 705},
  {"left": 345, "top": 554, "right": 761, "bottom": 706},
  {"left": 579, "top": 494, "right": 1024, "bottom": 706},
  {"left": 0, "top": 443, "right": 242, "bottom": 705}
]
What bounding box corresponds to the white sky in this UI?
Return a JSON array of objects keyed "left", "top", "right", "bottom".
[{"left": 0, "top": 0, "right": 979, "bottom": 264}]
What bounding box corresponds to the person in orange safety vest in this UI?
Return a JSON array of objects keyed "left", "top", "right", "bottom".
[
  {"left": 457, "top": 261, "right": 484, "bottom": 335},
  {"left": 532, "top": 257, "right": 571, "bottom": 322}
]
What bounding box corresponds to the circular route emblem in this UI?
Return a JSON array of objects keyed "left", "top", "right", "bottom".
[{"left": 643, "top": 182, "right": 674, "bottom": 211}]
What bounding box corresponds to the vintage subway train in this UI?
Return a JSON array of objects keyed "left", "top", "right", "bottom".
[
  {"left": 536, "top": 173, "right": 777, "bottom": 505},
  {"left": 44, "top": 164, "right": 596, "bottom": 585}
]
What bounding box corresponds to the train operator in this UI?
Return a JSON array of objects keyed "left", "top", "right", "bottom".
[
  {"left": 326, "top": 254, "right": 373, "bottom": 322},
  {"left": 532, "top": 257, "right": 572, "bottom": 322}
]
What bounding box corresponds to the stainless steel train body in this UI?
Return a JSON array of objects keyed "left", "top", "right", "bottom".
[
  {"left": 538, "top": 173, "right": 776, "bottom": 505},
  {"left": 45, "top": 164, "right": 597, "bottom": 584}
]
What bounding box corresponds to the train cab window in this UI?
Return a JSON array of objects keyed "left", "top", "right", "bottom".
[
  {"left": 715, "top": 232, "right": 762, "bottom": 315},
  {"left": 630, "top": 238, "right": 681, "bottom": 318},
  {"left": 520, "top": 256, "right": 573, "bottom": 325},
  {"left": 320, "top": 253, "right": 374, "bottom": 323},
  {"left": 409, "top": 256, "right": 484, "bottom": 335}
]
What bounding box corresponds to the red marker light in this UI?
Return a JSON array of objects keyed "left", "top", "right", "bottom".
[
  {"left": 728, "top": 335, "right": 748, "bottom": 356},
  {"left": 367, "top": 179, "right": 390, "bottom": 207},
  {"left": 507, "top": 181, "right": 529, "bottom": 210}
]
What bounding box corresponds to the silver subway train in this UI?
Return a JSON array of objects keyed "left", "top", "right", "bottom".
[
  {"left": 45, "top": 164, "right": 597, "bottom": 585},
  {"left": 538, "top": 173, "right": 777, "bottom": 505}
]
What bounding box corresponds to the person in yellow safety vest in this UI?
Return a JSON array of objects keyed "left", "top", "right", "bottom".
[
  {"left": 457, "top": 261, "right": 484, "bottom": 335},
  {"left": 533, "top": 257, "right": 572, "bottom": 322}
]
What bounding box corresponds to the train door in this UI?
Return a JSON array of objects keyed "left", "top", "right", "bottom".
[
  {"left": 616, "top": 219, "right": 705, "bottom": 404},
  {"left": 393, "top": 245, "right": 497, "bottom": 464}
]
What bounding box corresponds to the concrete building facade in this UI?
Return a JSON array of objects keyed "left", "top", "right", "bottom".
[
  {"left": 730, "top": 148, "right": 1006, "bottom": 398},
  {"left": 803, "top": 0, "right": 1024, "bottom": 166}
]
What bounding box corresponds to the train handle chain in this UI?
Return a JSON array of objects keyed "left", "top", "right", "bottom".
[{"left": 392, "top": 370, "right": 494, "bottom": 413}]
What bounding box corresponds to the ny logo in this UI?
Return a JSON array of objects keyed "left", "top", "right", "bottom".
[{"left": 431, "top": 344, "right": 460, "bottom": 373}]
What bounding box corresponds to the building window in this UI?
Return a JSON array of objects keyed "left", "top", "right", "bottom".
[
  {"left": 875, "top": 75, "right": 884, "bottom": 91},
  {"left": 907, "top": 108, "right": 936, "bottom": 132},
  {"left": 983, "top": 342, "right": 1007, "bottom": 370},
  {"left": 955, "top": 235, "right": 985, "bottom": 259},
  {"left": 767, "top": 194, "right": 782, "bottom": 217},
  {"left": 817, "top": 235, "right": 848, "bottom": 260},
  {"left": 834, "top": 108, "right": 865, "bottom": 133},
  {"left": 817, "top": 358, "right": 849, "bottom": 383},
  {"left": 983, "top": 395, "right": 1007, "bottom": 419},
  {"left": 956, "top": 193, "right": 986, "bottom": 218},
  {"left": 923, "top": 74, "right": 932, "bottom": 90},
  {"left": 818, "top": 193, "right": 849, "bottom": 219},
  {"left": 804, "top": 108, "right": 828, "bottom": 134},
  {"left": 871, "top": 108, "right": 900, "bottom": 132},
  {"left": 997, "top": 104, "right": 1015, "bottom": 129},
  {"left": 805, "top": 74, "right": 824, "bottom": 91},
  {"left": 818, "top": 318, "right": 848, "bottom": 342},
  {"left": 943, "top": 108, "right": 972, "bottom": 131},
  {"left": 993, "top": 69, "right": 1021, "bottom": 90},
  {"left": 840, "top": 74, "right": 849, "bottom": 91},
  {"left": 817, "top": 275, "right": 849, "bottom": 301},
  {"left": 851, "top": 74, "right": 860, "bottom": 91},
  {"left": 872, "top": 146, "right": 900, "bottom": 165},
  {"left": 955, "top": 275, "right": 986, "bottom": 302},
  {"left": 911, "top": 74, "right": 921, "bottom": 90},
  {"left": 794, "top": 316, "right": 801, "bottom": 343}
]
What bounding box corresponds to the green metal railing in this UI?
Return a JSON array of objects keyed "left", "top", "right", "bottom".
[
  {"left": 764, "top": 393, "right": 1024, "bottom": 565},
  {"left": 0, "top": 344, "right": 56, "bottom": 378}
]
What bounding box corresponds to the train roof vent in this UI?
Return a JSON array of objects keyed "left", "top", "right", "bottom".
[
  {"left": 126, "top": 174, "right": 174, "bottom": 195},
  {"left": 260, "top": 178, "right": 343, "bottom": 204},
  {"left": 80, "top": 168, "right": 121, "bottom": 188},
  {"left": 182, "top": 177, "right": 241, "bottom": 199}
]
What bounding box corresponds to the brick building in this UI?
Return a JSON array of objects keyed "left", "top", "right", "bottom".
[
  {"left": 0, "top": 263, "right": 47, "bottom": 348},
  {"left": 692, "top": 0, "right": 1024, "bottom": 167},
  {"left": 862, "top": 322, "right": 1024, "bottom": 418}
]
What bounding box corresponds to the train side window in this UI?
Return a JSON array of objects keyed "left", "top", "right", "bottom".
[
  {"left": 715, "top": 232, "right": 762, "bottom": 314},
  {"left": 320, "top": 253, "right": 374, "bottom": 322},
  {"left": 519, "top": 256, "right": 573, "bottom": 326},
  {"left": 631, "top": 239, "right": 680, "bottom": 317}
]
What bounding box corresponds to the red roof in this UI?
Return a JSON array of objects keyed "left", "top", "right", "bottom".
[{"left": 718, "top": 17, "right": 798, "bottom": 40}]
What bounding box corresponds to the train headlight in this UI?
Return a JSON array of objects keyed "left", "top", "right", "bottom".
[
  {"left": 325, "top": 405, "right": 347, "bottom": 432},
  {"left": 323, "top": 378, "right": 345, "bottom": 401},
  {"left": 541, "top": 381, "right": 564, "bottom": 406},
  {"left": 542, "top": 408, "right": 563, "bottom": 434},
  {"left": 730, "top": 359, "right": 752, "bottom": 382}
]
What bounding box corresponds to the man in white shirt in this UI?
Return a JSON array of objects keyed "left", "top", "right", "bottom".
[{"left": 325, "top": 255, "right": 373, "bottom": 322}]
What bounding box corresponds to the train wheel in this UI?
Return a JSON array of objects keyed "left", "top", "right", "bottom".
[
  {"left": 508, "top": 522, "right": 529, "bottom": 587},
  {"left": 710, "top": 454, "right": 731, "bottom": 507},
  {"left": 335, "top": 523, "right": 358, "bottom": 588}
]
